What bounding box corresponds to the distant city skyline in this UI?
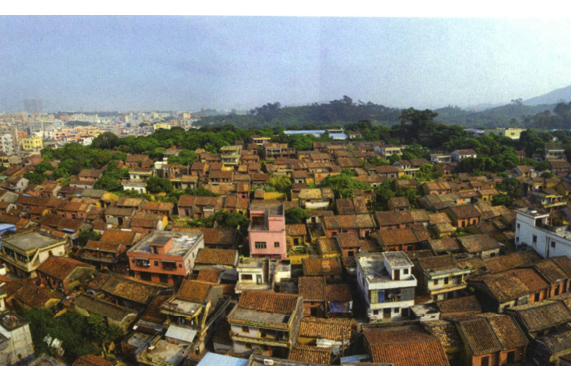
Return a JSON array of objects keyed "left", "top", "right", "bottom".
[{"left": 2, "top": 16, "right": 571, "bottom": 112}]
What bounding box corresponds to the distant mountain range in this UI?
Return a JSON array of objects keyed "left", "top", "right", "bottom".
[
  {"left": 197, "top": 84, "right": 571, "bottom": 129},
  {"left": 433, "top": 102, "right": 556, "bottom": 128},
  {"left": 524, "top": 84, "right": 571, "bottom": 106}
]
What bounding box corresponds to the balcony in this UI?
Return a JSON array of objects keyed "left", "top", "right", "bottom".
[
  {"left": 135, "top": 259, "right": 151, "bottom": 268},
  {"left": 162, "top": 261, "right": 177, "bottom": 271}
]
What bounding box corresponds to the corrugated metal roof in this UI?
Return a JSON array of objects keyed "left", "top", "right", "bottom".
[
  {"left": 197, "top": 352, "right": 248, "bottom": 366},
  {"left": 165, "top": 325, "right": 197, "bottom": 344}
]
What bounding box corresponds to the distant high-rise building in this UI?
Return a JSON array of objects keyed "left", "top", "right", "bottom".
[{"left": 23, "top": 99, "right": 43, "bottom": 114}]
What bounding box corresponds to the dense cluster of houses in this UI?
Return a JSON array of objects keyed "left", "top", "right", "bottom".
[{"left": 2, "top": 136, "right": 571, "bottom": 366}]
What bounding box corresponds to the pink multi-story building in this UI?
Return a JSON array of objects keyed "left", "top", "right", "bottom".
[{"left": 248, "top": 204, "right": 287, "bottom": 260}]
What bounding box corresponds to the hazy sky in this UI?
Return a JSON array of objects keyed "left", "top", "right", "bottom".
[{"left": 2, "top": 16, "right": 571, "bottom": 112}]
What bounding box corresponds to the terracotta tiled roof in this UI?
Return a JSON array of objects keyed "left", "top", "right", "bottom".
[
  {"left": 288, "top": 345, "right": 331, "bottom": 365},
  {"left": 325, "top": 283, "right": 352, "bottom": 302},
  {"left": 336, "top": 232, "right": 361, "bottom": 248},
  {"left": 298, "top": 276, "right": 326, "bottom": 302},
  {"left": 536, "top": 329, "right": 571, "bottom": 355},
  {"left": 41, "top": 213, "right": 63, "bottom": 227},
  {"left": 534, "top": 260, "right": 568, "bottom": 285},
  {"left": 375, "top": 228, "right": 423, "bottom": 247},
  {"left": 553, "top": 257, "right": 571, "bottom": 278},
  {"left": 422, "top": 320, "right": 463, "bottom": 352},
  {"left": 458, "top": 234, "right": 500, "bottom": 253},
  {"left": 2, "top": 280, "right": 62, "bottom": 309},
  {"left": 177, "top": 195, "right": 196, "bottom": 207},
  {"left": 285, "top": 224, "right": 307, "bottom": 236},
  {"left": 456, "top": 316, "right": 504, "bottom": 355},
  {"left": 428, "top": 212, "right": 451, "bottom": 225},
  {"left": 99, "top": 274, "right": 169, "bottom": 305},
  {"left": 176, "top": 280, "right": 216, "bottom": 303},
  {"left": 437, "top": 295, "right": 482, "bottom": 316},
  {"left": 317, "top": 237, "right": 341, "bottom": 255},
  {"left": 140, "top": 295, "right": 169, "bottom": 324},
  {"left": 197, "top": 268, "right": 223, "bottom": 283},
  {"left": 506, "top": 300, "right": 571, "bottom": 333},
  {"left": 511, "top": 269, "right": 549, "bottom": 292},
  {"left": 485, "top": 313, "right": 528, "bottom": 350},
  {"left": 551, "top": 293, "right": 571, "bottom": 310},
  {"left": 303, "top": 257, "right": 343, "bottom": 276},
  {"left": 364, "top": 326, "right": 449, "bottom": 366},
  {"left": 484, "top": 252, "right": 538, "bottom": 274},
  {"left": 481, "top": 273, "right": 530, "bottom": 303},
  {"left": 73, "top": 294, "right": 136, "bottom": 322},
  {"left": 100, "top": 230, "right": 137, "bottom": 246},
  {"left": 142, "top": 201, "right": 174, "bottom": 212},
  {"left": 212, "top": 319, "right": 233, "bottom": 345},
  {"left": 323, "top": 214, "right": 376, "bottom": 230},
  {"left": 299, "top": 317, "right": 352, "bottom": 341},
  {"left": 428, "top": 237, "right": 461, "bottom": 254},
  {"left": 116, "top": 197, "right": 145, "bottom": 208},
  {"left": 88, "top": 272, "right": 111, "bottom": 291},
  {"left": 195, "top": 248, "right": 237, "bottom": 266},
  {"left": 172, "top": 227, "right": 236, "bottom": 246},
  {"left": 237, "top": 291, "right": 299, "bottom": 314},
  {"left": 448, "top": 205, "right": 481, "bottom": 219},
  {"left": 84, "top": 240, "right": 125, "bottom": 254},
  {"left": 417, "top": 255, "right": 460, "bottom": 272},
  {"left": 37, "top": 256, "right": 93, "bottom": 281},
  {"left": 72, "top": 354, "right": 112, "bottom": 366}
]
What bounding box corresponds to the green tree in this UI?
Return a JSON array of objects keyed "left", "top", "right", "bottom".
[
  {"left": 267, "top": 175, "right": 292, "bottom": 193},
  {"left": 34, "top": 161, "right": 55, "bottom": 174},
  {"left": 285, "top": 207, "right": 310, "bottom": 224},
  {"left": 91, "top": 132, "right": 119, "bottom": 150},
  {"left": 375, "top": 181, "right": 395, "bottom": 210},
  {"left": 183, "top": 186, "right": 219, "bottom": 197},
  {"left": 146, "top": 176, "right": 173, "bottom": 194},
  {"left": 535, "top": 161, "right": 550, "bottom": 171},
  {"left": 318, "top": 173, "right": 371, "bottom": 198},
  {"left": 77, "top": 230, "right": 101, "bottom": 247},
  {"left": 168, "top": 150, "right": 197, "bottom": 165},
  {"left": 211, "top": 211, "right": 250, "bottom": 234},
  {"left": 94, "top": 175, "right": 122, "bottom": 192},
  {"left": 24, "top": 172, "right": 45, "bottom": 185},
  {"left": 492, "top": 194, "right": 513, "bottom": 207}
]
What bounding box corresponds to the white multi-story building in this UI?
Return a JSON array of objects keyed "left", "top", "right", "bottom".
[
  {"left": 0, "top": 134, "right": 14, "bottom": 155},
  {"left": 0, "top": 313, "right": 35, "bottom": 365},
  {"left": 450, "top": 149, "right": 478, "bottom": 162},
  {"left": 515, "top": 208, "right": 571, "bottom": 259},
  {"left": 356, "top": 251, "right": 417, "bottom": 322}
]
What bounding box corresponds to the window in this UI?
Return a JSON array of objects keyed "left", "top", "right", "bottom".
[
  {"left": 242, "top": 274, "right": 253, "bottom": 281},
  {"left": 255, "top": 242, "right": 267, "bottom": 249},
  {"left": 551, "top": 241, "right": 556, "bottom": 248},
  {"left": 433, "top": 279, "right": 439, "bottom": 286},
  {"left": 517, "top": 223, "right": 520, "bottom": 229},
  {"left": 274, "top": 242, "right": 280, "bottom": 248},
  {"left": 241, "top": 326, "right": 250, "bottom": 333},
  {"left": 403, "top": 268, "right": 409, "bottom": 275},
  {"left": 154, "top": 261, "right": 159, "bottom": 266},
  {"left": 533, "top": 235, "right": 537, "bottom": 244},
  {"left": 444, "top": 277, "right": 449, "bottom": 285},
  {"left": 393, "top": 308, "right": 400, "bottom": 314},
  {"left": 245, "top": 343, "right": 252, "bottom": 349}
]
